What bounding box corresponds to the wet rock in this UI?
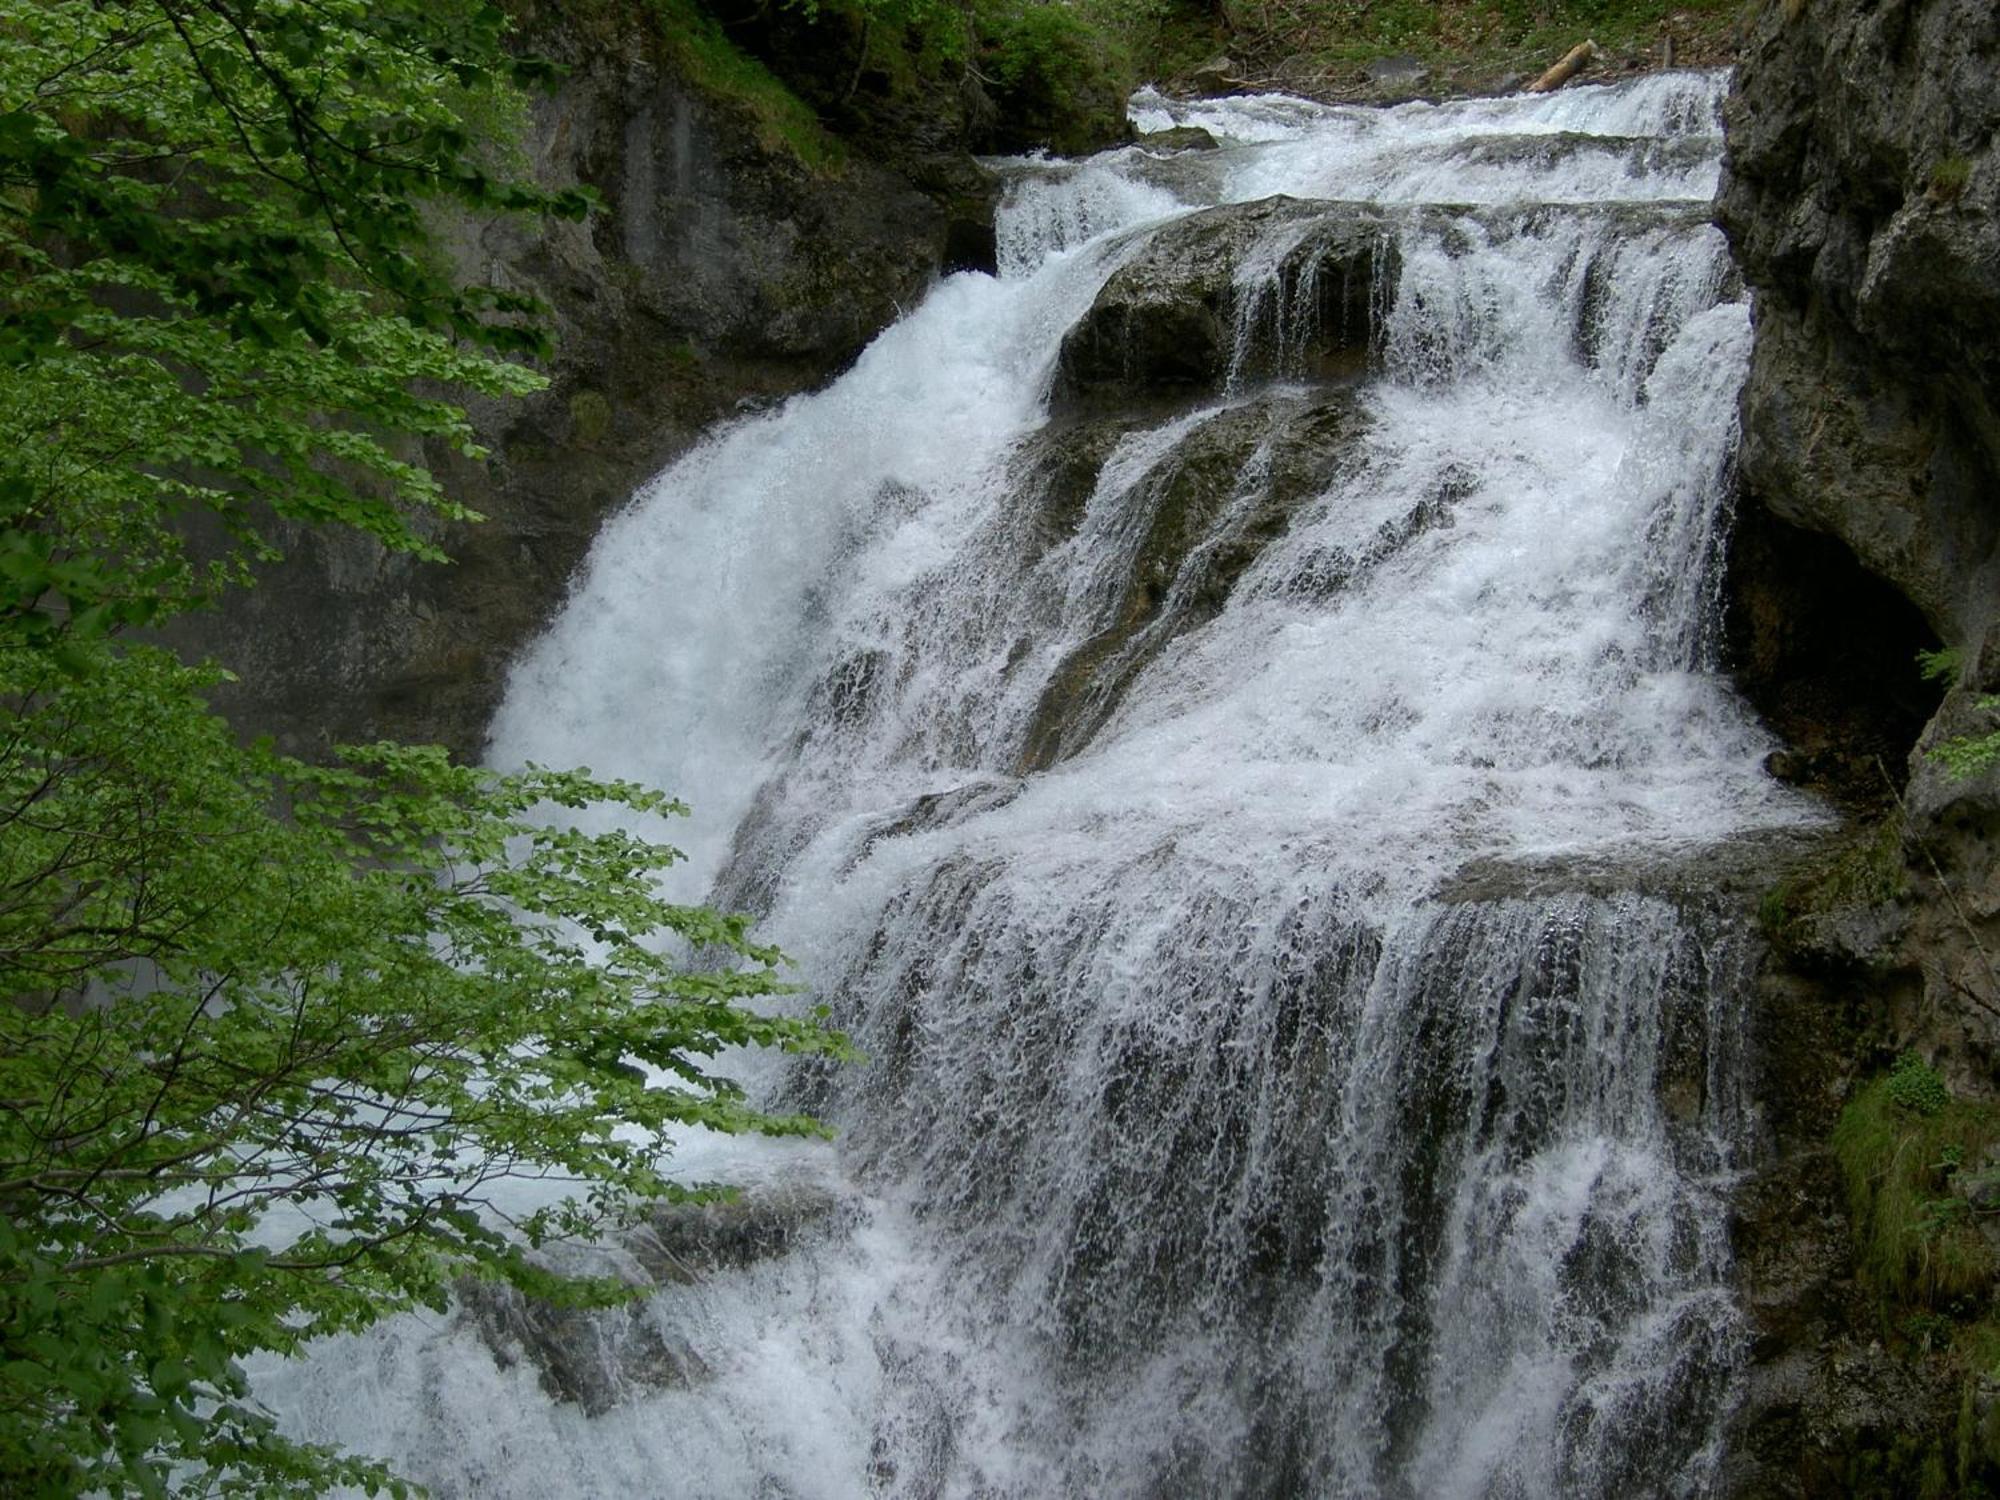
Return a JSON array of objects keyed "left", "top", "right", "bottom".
[
  {"left": 847, "top": 778, "right": 1026, "bottom": 869},
  {"left": 628, "top": 1182, "right": 847, "bottom": 1283},
  {"left": 1016, "top": 389, "right": 1370, "bottom": 771},
  {"left": 1727, "top": 1150, "right": 1851, "bottom": 1361},
  {"left": 1454, "top": 130, "right": 1715, "bottom": 177},
  {"left": 1050, "top": 197, "right": 1397, "bottom": 413},
  {"left": 1441, "top": 827, "right": 1829, "bottom": 907},
  {"left": 1084, "top": 144, "right": 1232, "bottom": 216},
  {"left": 458, "top": 1279, "right": 709, "bottom": 1417},
  {"left": 1724, "top": 1320, "right": 1962, "bottom": 1498},
  {"left": 1268, "top": 460, "right": 1472, "bottom": 602},
  {"left": 458, "top": 1182, "right": 846, "bottom": 1416},
  {"left": 1189, "top": 56, "right": 1242, "bottom": 96},
  {"left": 1136, "top": 125, "right": 1220, "bottom": 154},
  {"left": 1006, "top": 413, "right": 1153, "bottom": 555},
  {"left": 908, "top": 153, "right": 1003, "bottom": 276}
]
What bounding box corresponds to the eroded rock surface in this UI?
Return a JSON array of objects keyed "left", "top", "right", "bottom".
[
  {"left": 1015, "top": 388, "right": 1371, "bottom": 770},
  {"left": 1720, "top": 0, "right": 1999, "bottom": 728}
]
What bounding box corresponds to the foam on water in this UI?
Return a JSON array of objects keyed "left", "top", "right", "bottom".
[{"left": 264, "top": 68, "right": 1817, "bottom": 1497}]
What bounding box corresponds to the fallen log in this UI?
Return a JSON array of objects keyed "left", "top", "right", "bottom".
[{"left": 1525, "top": 39, "right": 1599, "bottom": 93}]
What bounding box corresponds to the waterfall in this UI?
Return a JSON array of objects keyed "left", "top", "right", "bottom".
[{"left": 255, "top": 71, "right": 1823, "bottom": 1498}]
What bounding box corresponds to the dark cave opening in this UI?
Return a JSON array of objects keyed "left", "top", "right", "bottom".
[{"left": 1723, "top": 495, "right": 1947, "bottom": 812}]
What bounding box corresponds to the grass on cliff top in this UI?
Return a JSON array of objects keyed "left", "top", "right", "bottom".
[
  {"left": 649, "top": 0, "right": 849, "bottom": 168},
  {"left": 1160, "top": 0, "right": 1757, "bottom": 95}
]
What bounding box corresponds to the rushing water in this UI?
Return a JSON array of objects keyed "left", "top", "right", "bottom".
[{"left": 258, "top": 71, "right": 1823, "bottom": 1497}]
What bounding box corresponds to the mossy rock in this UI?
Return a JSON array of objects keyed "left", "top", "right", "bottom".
[
  {"left": 1757, "top": 815, "right": 1912, "bottom": 968},
  {"left": 568, "top": 387, "right": 614, "bottom": 444},
  {"left": 1831, "top": 1057, "right": 2000, "bottom": 1309}
]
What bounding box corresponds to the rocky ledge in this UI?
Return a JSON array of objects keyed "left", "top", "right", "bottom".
[{"left": 1051, "top": 197, "right": 1396, "bottom": 412}]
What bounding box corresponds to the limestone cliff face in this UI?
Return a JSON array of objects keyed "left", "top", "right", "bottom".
[
  {"left": 171, "top": 6, "right": 980, "bottom": 760},
  {"left": 1717, "top": 1, "right": 2000, "bottom": 1490},
  {"left": 1721, "top": 0, "right": 1999, "bottom": 658}
]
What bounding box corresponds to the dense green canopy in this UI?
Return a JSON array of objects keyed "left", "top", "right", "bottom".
[{"left": 0, "top": 5, "right": 839, "bottom": 1494}]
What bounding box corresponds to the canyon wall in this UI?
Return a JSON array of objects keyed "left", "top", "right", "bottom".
[
  {"left": 167, "top": 3, "right": 1030, "bottom": 758},
  {"left": 1719, "top": 0, "right": 2000, "bottom": 1490}
]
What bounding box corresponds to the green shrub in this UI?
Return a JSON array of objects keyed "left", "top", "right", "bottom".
[
  {"left": 1891, "top": 1053, "right": 1953, "bottom": 1118},
  {"left": 1931, "top": 155, "right": 1974, "bottom": 202},
  {"left": 986, "top": 4, "right": 1104, "bottom": 99},
  {"left": 1919, "top": 646, "right": 1964, "bottom": 685},
  {"left": 1914, "top": 644, "right": 2000, "bottom": 778},
  {"left": 1933, "top": 716, "right": 2000, "bottom": 778},
  {"left": 981, "top": 1, "right": 1131, "bottom": 94},
  {"left": 975, "top": 0, "right": 1136, "bottom": 153}
]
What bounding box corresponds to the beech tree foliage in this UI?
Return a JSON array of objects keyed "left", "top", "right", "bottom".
[{"left": 0, "top": 4, "right": 839, "bottom": 1494}]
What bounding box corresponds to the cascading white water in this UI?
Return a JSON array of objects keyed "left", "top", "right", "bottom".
[{"left": 257, "top": 70, "right": 1825, "bottom": 1497}]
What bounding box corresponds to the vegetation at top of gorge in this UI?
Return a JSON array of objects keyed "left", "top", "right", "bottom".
[
  {"left": 524, "top": 0, "right": 1770, "bottom": 200},
  {"left": 0, "top": 2, "right": 845, "bottom": 1494},
  {"left": 573, "top": 0, "right": 1763, "bottom": 203},
  {"left": 1198, "top": 0, "right": 1750, "bottom": 92},
  {"left": 621, "top": 0, "right": 1768, "bottom": 191},
  {"left": 656, "top": 0, "right": 1148, "bottom": 158}
]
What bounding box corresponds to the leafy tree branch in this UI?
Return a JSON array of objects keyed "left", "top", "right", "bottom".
[{"left": 0, "top": 3, "right": 844, "bottom": 1493}]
